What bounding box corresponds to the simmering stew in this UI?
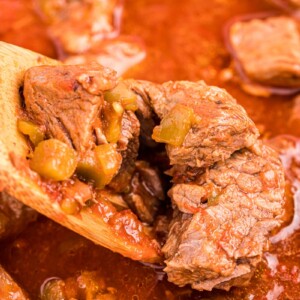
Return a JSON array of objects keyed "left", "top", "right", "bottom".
[{"left": 0, "top": 0, "right": 300, "bottom": 299}]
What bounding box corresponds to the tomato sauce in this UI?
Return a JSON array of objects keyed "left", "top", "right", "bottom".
[{"left": 0, "top": 0, "right": 300, "bottom": 299}]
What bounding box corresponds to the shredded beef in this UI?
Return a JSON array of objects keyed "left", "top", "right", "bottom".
[
  {"left": 24, "top": 64, "right": 117, "bottom": 157},
  {"left": 22, "top": 67, "right": 286, "bottom": 291},
  {"left": 36, "top": 0, "right": 121, "bottom": 54},
  {"left": 64, "top": 36, "right": 146, "bottom": 76}
]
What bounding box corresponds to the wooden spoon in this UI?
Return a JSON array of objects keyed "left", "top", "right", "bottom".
[
  {"left": 0, "top": 265, "right": 29, "bottom": 299},
  {"left": 0, "top": 41, "right": 161, "bottom": 263}
]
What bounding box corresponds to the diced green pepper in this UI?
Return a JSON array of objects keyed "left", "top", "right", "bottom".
[
  {"left": 17, "top": 119, "right": 44, "bottom": 146},
  {"left": 103, "top": 102, "right": 124, "bottom": 143},
  {"left": 76, "top": 153, "right": 98, "bottom": 185},
  {"left": 30, "top": 139, "right": 77, "bottom": 181},
  {"left": 152, "top": 104, "right": 195, "bottom": 146},
  {"left": 104, "top": 82, "right": 138, "bottom": 111},
  {"left": 94, "top": 144, "right": 122, "bottom": 182},
  {"left": 60, "top": 198, "right": 80, "bottom": 215},
  {"left": 77, "top": 144, "right": 122, "bottom": 188}
]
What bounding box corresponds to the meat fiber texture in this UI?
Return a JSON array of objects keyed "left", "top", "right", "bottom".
[
  {"left": 127, "top": 80, "right": 285, "bottom": 291},
  {"left": 229, "top": 16, "right": 300, "bottom": 87},
  {"left": 164, "top": 142, "right": 285, "bottom": 291},
  {"left": 24, "top": 64, "right": 117, "bottom": 156},
  {"left": 24, "top": 70, "right": 286, "bottom": 290},
  {"left": 125, "top": 80, "right": 259, "bottom": 168},
  {"left": 24, "top": 64, "right": 140, "bottom": 192}
]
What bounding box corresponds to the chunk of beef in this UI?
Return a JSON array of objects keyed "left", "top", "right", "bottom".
[
  {"left": 124, "top": 161, "right": 165, "bottom": 224},
  {"left": 163, "top": 141, "right": 285, "bottom": 291},
  {"left": 125, "top": 80, "right": 259, "bottom": 167},
  {"left": 0, "top": 265, "right": 28, "bottom": 299},
  {"left": 229, "top": 16, "right": 300, "bottom": 87},
  {"left": 36, "top": 0, "right": 122, "bottom": 54},
  {"left": 0, "top": 192, "right": 37, "bottom": 240},
  {"left": 24, "top": 64, "right": 141, "bottom": 194},
  {"left": 64, "top": 36, "right": 146, "bottom": 76},
  {"left": 24, "top": 64, "right": 117, "bottom": 157}
]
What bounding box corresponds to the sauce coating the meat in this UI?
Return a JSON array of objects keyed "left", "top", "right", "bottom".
[{"left": 0, "top": 0, "right": 300, "bottom": 299}]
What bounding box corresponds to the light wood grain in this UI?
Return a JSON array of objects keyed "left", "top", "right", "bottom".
[
  {"left": 0, "top": 42, "right": 161, "bottom": 263},
  {"left": 0, "top": 265, "right": 29, "bottom": 299}
]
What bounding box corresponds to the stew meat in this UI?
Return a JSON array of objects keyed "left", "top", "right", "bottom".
[
  {"left": 125, "top": 80, "right": 259, "bottom": 167},
  {"left": 1, "top": 0, "right": 300, "bottom": 299},
  {"left": 24, "top": 64, "right": 118, "bottom": 156},
  {"left": 229, "top": 16, "right": 300, "bottom": 87},
  {"left": 165, "top": 141, "right": 285, "bottom": 291},
  {"left": 19, "top": 64, "right": 286, "bottom": 293},
  {"left": 35, "top": 0, "right": 121, "bottom": 54}
]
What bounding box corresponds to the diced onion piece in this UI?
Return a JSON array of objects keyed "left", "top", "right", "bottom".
[
  {"left": 152, "top": 104, "right": 195, "bottom": 146},
  {"left": 104, "top": 82, "right": 138, "bottom": 111},
  {"left": 77, "top": 144, "right": 122, "bottom": 188},
  {"left": 60, "top": 198, "right": 80, "bottom": 215},
  {"left": 17, "top": 119, "right": 44, "bottom": 146},
  {"left": 94, "top": 144, "right": 122, "bottom": 185},
  {"left": 40, "top": 278, "right": 66, "bottom": 300},
  {"left": 103, "top": 102, "right": 124, "bottom": 143},
  {"left": 30, "top": 139, "right": 77, "bottom": 181}
]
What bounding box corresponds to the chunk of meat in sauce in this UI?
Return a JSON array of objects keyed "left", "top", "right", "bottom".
[
  {"left": 21, "top": 63, "right": 164, "bottom": 263},
  {"left": 125, "top": 79, "right": 259, "bottom": 167},
  {"left": 36, "top": 0, "right": 122, "bottom": 54},
  {"left": 0, "top": 265, "right": 28, "bottom": 300},
  {"left": 163, "top": 141, "right": 285, "bottom": 291},
  {"left": 0, "top": 192, "right": 37, "bottom": 240},
  {"left": 24, "top": 64, "right": 117, "bottom": 158},
  {"left": 124, "top": 160, "right": 165, "bottom": 224},
  {"left": 229, "top": 16, "right": 300, "bottom": 87},
  {"left": 24, "top": 64, "right": 141, "bottom": 191},
  {"left": 64, "top": 36, "right": 146, "bottom": 76}
]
